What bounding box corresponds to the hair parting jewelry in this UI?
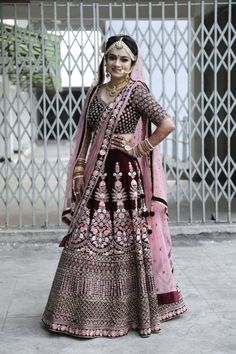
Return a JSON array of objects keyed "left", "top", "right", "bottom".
[{"left": 105, "top": 37, "right": 137, "bottom": 62}]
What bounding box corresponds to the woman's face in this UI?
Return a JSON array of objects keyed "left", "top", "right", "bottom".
[{"left": 106, "top": 47, "right": 133, "bottom": 80}]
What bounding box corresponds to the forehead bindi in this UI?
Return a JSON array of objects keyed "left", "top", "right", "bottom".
[{"left": 107, "top": 48, "right": 131, "bottom": 59}]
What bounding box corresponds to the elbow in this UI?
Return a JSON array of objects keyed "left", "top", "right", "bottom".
[
  {"left": 169, "top": 118, "right": 176, "bottom": 133},
  {"left": 163, "top": 117, "right": 175, "bottom": 134}
]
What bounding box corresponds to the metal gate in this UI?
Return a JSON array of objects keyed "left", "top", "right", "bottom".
[{"left": 0, "top": 1, "right": 235, "bottom": 229}]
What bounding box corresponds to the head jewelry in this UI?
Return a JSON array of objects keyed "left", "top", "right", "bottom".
[{"left": 105, "top": 37, "right": 137, "bottom": 61}]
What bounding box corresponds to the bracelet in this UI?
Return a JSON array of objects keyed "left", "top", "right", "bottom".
[
  {"left": 75, "top": 163, "right": 85, "bottom": 168},
  {"left": 137, "top": 142, "right": 148, "bottom": 157},
  {"left": 133, "top": 138, "right": 155, "bottom": 158},
  {"left": 73, "top": 175, "right": 84, "bottom": 180},
  {"left": 137, "top": 142, "right": 147, "bottom": 157},
  {"left": 74, "top": 166, "right": 84, "bottom": 173},
  {"left": 145, "top": 137, "right": 155, "bottom": 150},
  {"left": 142, "top": 140, "right": 150, "bottom": 154},
  {"left": 72, "top": 175, "right": 83, "bottom": 193},
  {"left": 143, "top": 140, "right": 152, "bottom": 153}
]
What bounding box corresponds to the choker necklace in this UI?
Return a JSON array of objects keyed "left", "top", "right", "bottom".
[{"left": 105, "top": 78, "right": 129, "bottom": 97}]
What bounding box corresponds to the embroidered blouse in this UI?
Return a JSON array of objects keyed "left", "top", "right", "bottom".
[{"left": 87, "top": 84, "right": 171, "bottom": 134}]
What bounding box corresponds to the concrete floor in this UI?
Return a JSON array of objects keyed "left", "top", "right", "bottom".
[{"left": 0, "top": 234, "right": 236, "bottom": 354}]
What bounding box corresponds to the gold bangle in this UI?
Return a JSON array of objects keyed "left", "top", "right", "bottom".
[
  {"left": 137, "top": 142, "right": 147, "bottom": 157},
  {"left": 73, "top": 175, "right": 84, "bottom": 180},
  {"left": 145, "top": 137, "right": 155, "bottom": 150},
  {"left": 141, "top": 141, "right": 149, "bottom": 154},
  {"left": 74, "top": 165, "right": 85, "bottom": 171},
  {"left": 72, "top": 176, "right": 83, "bottom": 193},
  {"left": 74, "top": 166, "right": 84, "bottom": 173},
  {"left": 133, "top": 145, "right": 139, "bottom": 158}
]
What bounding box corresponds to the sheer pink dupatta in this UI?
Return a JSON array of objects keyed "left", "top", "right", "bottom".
[
  {"left": 131, "top": 54, "right": 177, "bottom": 295},
  {"left": 62, "top": 50, "right": 177, "bottom": 296},
  {"left": 62, "top": 87, "right": 94, "bottom": 225}
]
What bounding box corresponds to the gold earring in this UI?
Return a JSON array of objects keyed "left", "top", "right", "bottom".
[{"left": 106, "top": 69, "right": 110, "bottom": 78}]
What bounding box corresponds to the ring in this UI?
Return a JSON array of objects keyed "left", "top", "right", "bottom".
[{"left": 124, "top": 145, "right": 132, "bottom": 151}]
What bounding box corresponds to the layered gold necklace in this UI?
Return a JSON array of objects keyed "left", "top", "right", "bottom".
[{"left": 105, "top": 78, "right": 129, "bottom": 97}]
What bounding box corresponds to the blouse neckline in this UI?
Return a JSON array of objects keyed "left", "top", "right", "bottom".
[
  {"left": 96, "top": 81, "right": 132, "bottom": 106},
  {"left": 96, "top": 85, "right": 112, "bottom": 106}
]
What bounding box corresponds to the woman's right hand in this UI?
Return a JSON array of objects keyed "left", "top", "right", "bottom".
[{"left": 110, "top": 135, "right": 135, "bottom": 157}]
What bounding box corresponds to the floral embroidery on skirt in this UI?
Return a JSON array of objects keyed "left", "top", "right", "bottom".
[{"left": 42, "top": 149, "right": 183, "bottom": 338}]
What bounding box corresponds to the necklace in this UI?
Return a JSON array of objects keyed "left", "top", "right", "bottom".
[{"left": 105, "top": 78, "right": 129, "bottom": 97}]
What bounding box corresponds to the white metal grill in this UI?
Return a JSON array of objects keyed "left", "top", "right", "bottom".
[{"left": 0, "top": 1, "right": 235, "bottom": 229}]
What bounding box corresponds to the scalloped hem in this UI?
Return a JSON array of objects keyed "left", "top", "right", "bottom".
[
  {"left": 42, "top": 318, "right": 161, "bottom": 339},
  {"left": 160, "top": 304, "right": 187, "bottom": 322}
]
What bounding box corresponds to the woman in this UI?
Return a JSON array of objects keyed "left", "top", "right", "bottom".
[{"left": 42, "top": 35, "right": 187, "bottom": 338}]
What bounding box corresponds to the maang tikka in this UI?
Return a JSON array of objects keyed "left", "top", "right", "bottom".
[{"left": 105, "top": 37, "right": 137, "bottom": 62}]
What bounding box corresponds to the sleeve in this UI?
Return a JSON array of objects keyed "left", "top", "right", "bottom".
[{"left": 132, "top": 85, "right": 172, "bottom": 128}]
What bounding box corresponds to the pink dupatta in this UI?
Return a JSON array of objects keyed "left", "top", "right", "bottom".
[{"left": 61, "top": 52, "right": 177, "bottom": 296}]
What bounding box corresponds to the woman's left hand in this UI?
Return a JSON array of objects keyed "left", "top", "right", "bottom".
[{"left": 110, "top": 135, "right": 135, "bottom": 156}]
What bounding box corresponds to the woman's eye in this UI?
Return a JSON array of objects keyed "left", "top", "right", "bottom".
[
  {"left": 107, "top": 55, "right": 130, "bottom": 62},
  {"left": 108, "top": 55, "right": 116, "bottom": 60}
]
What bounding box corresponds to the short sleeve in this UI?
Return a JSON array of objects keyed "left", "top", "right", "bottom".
[{"left": 132, "top": 85, "right": 172, "bottom": 127}]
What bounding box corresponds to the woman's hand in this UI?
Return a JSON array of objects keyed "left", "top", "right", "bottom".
[
  {"left": 110, "top": 135, "right": 155, "bottom": 158},
  {"left": 110, "top": 135, "right": 135, "bottom": 156},
  {"left": 73, "top": 176, "right": 84, "bottom": 201}
]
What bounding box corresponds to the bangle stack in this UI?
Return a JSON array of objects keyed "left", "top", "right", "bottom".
[
  {"left": 72, "top": 175, "right": 84, "bottom": 194},
  {"left": 73, "top": 157, "right": 86, "bottom": 178},
  {"left": 73, "top": 166, "right": 84, "bottom": 174},
  {"left": 133, "top": 137, "right": 155, "bottom": 157},
  {"left": 72, "top": 157, "right": 86, "bottom": 196}
]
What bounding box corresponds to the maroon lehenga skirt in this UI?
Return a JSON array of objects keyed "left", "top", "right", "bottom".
[{"left": 42, "top": 149, "right": 185, "bottom": 338}]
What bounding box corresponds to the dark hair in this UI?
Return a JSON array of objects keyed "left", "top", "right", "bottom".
[{"left": 105, "top": 35, "right": 138, "bottom": 57}]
